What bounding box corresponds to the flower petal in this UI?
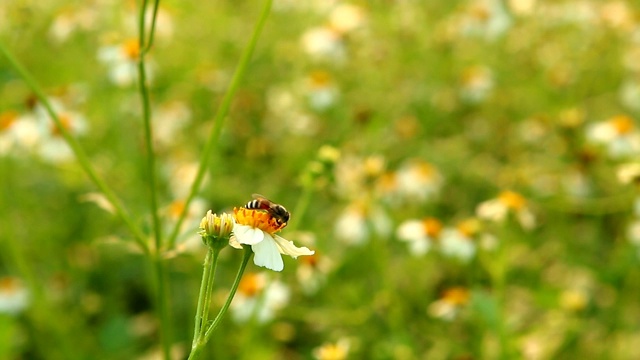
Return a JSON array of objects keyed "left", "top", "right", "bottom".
[
  {"left": 234, "top": 224, "right": 265, "bottom": 245},
  {"left": 252, "top": 236, "right": 284, "bottom": 271},
  {"left": 272, "top": 234, "right": 315, "bottom": 258},
  {"left": 228, "top": 235, "right": 243, "bottom": 249}
]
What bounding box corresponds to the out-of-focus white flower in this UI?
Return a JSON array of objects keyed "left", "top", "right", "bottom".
[
  {"left": 439, "top": 219, "right": 479, "bottom": 262},
  {"left": 617, "top": 162, "right": 640, "bottom": 184},
  {"left": 586, "top": 115, "right": 640, "bottom": 159},
  {"left": 313, "top": 338, "right": 351, "bottom": 360},
  {"left": 49, "top": 7, "right": 98, "bottom": 43},
  {"left": 599, "top": 1, "right": 634, "bottom": 32},
  {"left": 297, "top": 251, "right": 333, "bottom": 295},
  {"left": 459, "top": 0, "right": 512, "bottom": 40},
  {"left": 396, "top": 218, "right": 442, "bottom": 256},
  {"left": 231, "top": 208, "right": 314, "bottom": 272},
  {"left": 627, "top": 219, "right": 640, "bottom": 246},
  {"left": 508, "top": 0, "right": 536, "bottom": 16},
  {"left": 428, "top": 287, "right": 470, "bottom": 321},
  {"left": 460, "top": 65, "right": 494, "bottom": 103},
  {"left": 334, "top": 203, "right": 392, "bottom": 246},
  {"left": 476, "top": 190, "right": 536, "bottom": 230},
  {"left": 97, "top": 39, "right": 153, "bottom": 87},
  {"left": 0, "top": 276, "right": 29, "bottom": 316},
  {"left": 395, "top": 159, "right": 444, "bottom": 204},
  {"left": 303, "top": 70, "right": 340, "bottom": 111},
  {"left": 230, "top": 273, "right": 290, "bottom": 323},
  {"left": 328, "top": 3, "right": 365, "bottom": 34},
  {"left": 164, "top": 197, "right": 209, "bottom": 255},
  {"left": 301, "top": 26, "right": 346, "bottom": 63}
]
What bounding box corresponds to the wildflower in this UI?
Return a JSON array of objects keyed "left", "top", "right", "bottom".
[
  {"left": 617, "top": 162, "right": 640, "bottom": 185},
  {"left": 297, "top": 249, "right": 333, "bottom": 295},
  {"left": 396, "top": 217, "right": 442, "bottom": 256},
  {"left": 313, "top": 338, "right": 351, "bottom": 360},
  {"left": 97, "top": 38, "right": 152, "bottom": 87},
  {"left": 230, "top": 272, "right": 290, "bottom": 323},
  {"left": 328, "top": 3, "right": 365, "bottom": 34},
  {"left": 395, "top": 159, "right": 444, "bottom": 204},
  {"left": 428, "top": 287, "right": 470, "bottom": 321},
  {"left": 300, "top": 26, "right": 345, "bottom": 63},
  {"left": 199, "top": 211, "right": 234, "bottom": 249},
  {"left": 439, "top": 219, "right": 479, "bottom": 262},
  {"left": 459, "top": 65, "right": 494, "bottom": 103},
  {"left": 334, "top": 203, "right": 392, "bottom": 246},
  {"left": 0, "top": 276, "right": 29, "bottom": 315},
  {"left": 458, "top": 0, "right": 512, "bottom": 40},
  {"left": 476, "top": 190, "right": 536, "bottom": 230},
  {"left": 586, "top": 115, "right": 640, "bottom": 159},
  {"left": 559, "top": 289, "right": 589, "bottom": 312},
  {"left": 230, "top": 207, "right": 314, "bottom": 271},
  {"left": 303, "top": 70, "right": 339, "bottom": 111}
]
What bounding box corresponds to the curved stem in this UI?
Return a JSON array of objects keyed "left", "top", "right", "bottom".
[
  {"left": 166, "top": 0, "right": 273, "bottom": 250},
  {"left": 204, "top": 247, "right": 252, "bottom": 341},
  {"left": 0, "top": 42, "right": 149, "bottom": 254}
]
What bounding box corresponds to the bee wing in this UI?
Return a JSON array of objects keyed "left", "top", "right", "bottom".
[{"left": 252, "top": 193, "right": 271, "bottom": 202}]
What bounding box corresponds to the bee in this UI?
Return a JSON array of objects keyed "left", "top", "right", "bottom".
[{"left": 244, "top": 194, "right": 291, "bottom": 227}]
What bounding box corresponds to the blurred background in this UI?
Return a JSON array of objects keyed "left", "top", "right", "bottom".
[{"left": 2, "top": 0, "right": 640, "bottom": 358}]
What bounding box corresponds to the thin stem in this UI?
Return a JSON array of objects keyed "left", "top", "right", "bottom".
[
  {"left": 142, "top": 0, "right": 161, "bottom": 54},
  {"left": 188, "top": 247, "right": 253, "bottom": 360},
  {"left": 286, "top": 183, "right": 314, "bottom": 233},
  {"left": 191, "top": 247, "right": 220, "bottom": 346},
  {"left": 166, "top": 0, "right": 273, "bottom": 250},
  {"left": 0, "top": 42, "right": 149, "bottom": 254},
  {"left": 204, "top": 247, "right": 252, "bottom": 341},
  {"left": 152, "top": 256, "right": 172, "bottom": 360}
]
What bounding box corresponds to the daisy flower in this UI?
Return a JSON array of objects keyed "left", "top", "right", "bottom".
[
  {"left": 230, "top": 272, "right": 290, "bottom": 323},
  {"left": 230, "top": 207, "right": 314, "bottom": 271},
  {"left": 476, "top": 190, "right": 536, "bottom": 230},
  {"left": 0, "top": 276, "right": 29, "bottom": 316},
  {"left": 396, "top": 217, "right": 442, "bottom": 256},
  {"left": 428, "top": 286, "right": 471, "bottom": 321}
]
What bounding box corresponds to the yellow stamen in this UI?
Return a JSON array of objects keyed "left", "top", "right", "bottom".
[
  {"left": 238, "top": 273, "right": 262, "bottom": 297},
  {"left": 611, "top": 114, "right": 634, "bottom": 135},
  {"left": 122, "top": 38, "right": 140, "bottom": 60},
  {"left": 234, "top": 207, "right": 285, "bottom": 234},
  {"left": 442, "top": 287, "right": 470, "bottom": 306},
  {"left": 498, "top": 190, "right": 526, "bottom": 210},
  {"left": 422, "top": 217, "right": 442, "bottom": 238},
  {"left": 0, "top": 111, "right": 18, "bottom": 131}
]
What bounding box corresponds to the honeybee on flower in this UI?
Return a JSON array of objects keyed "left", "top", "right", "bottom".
[{"left": 230, "top": 195, "right": 314, "bottom": 271}]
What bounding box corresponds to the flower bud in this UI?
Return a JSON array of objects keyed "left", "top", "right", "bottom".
[{"left": 199, "top": 211, "right": 234, "bottom": 249}]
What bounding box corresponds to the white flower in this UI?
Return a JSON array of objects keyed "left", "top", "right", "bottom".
[
  {"left": 395, "top": 159, "right": 444, "bottom": 204},
  {"left": 0, "top": 277, "right": 29, "bottom": 315},
  {"left": 396, "top": 218, "right": 442, "bottom": 256},
  {"left": 586, "top": 115, "right": 640, "bottom": 159},
  {"left": 231, "top": 207, "right": 314, "bottom": 272},
  {"left": 476, "top": 190, "right": 536, "bottom": 230},
  {"left": 230, "top": 273, "right": 290, "bottom": 323},
  {"left": 301, "top": 26, "right": 346, "bottom": 63}
]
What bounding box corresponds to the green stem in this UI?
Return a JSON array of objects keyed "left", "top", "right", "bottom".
[
  {"left": 191, "top": 247, "right": 220, "bottom": 347},
  {"left": 188, "top": 247, "right": 253, "bottom": 360},
  {"left": 142, "top": 0, "right": 161, "bottom": 55},
  {"left": 0, "top": 42, "right": 149, "bottom": 255},
  {"left": 137, "top": 1, "right": 162, "bottom": 253},
  {"left": 166, "top": 0, "right": 273, "bottom": 250},
  {"left": 152, "top": 256, "right": 172, "bottom": 360}
]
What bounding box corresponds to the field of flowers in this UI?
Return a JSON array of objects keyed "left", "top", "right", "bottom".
[{"left": 2, "top": 0, "right": 640, "bottom": 359}]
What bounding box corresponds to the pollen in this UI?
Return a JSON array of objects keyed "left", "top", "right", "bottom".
[{"left": 233, "top": 207, "right": 285, "bottom": 234}]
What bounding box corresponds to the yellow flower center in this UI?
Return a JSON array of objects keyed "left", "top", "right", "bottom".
[
  {"left": 238, "top": 273, "right": 263, "bottom": 297},
  {"left": 422, "top": 217, "right": 442, "bottom": 238},
  {"left": 0, "top": 277, "right": 22, "bottom": 295},
  {"left": 122, "top": 38, "right": 140, "bottom": 60},
  {"left": 442, "top": 287, "right": 470, "bottom": 306},
  {"left": 234, "top": 207, "right": 285, "bottom": 234},
  {"left": 611, "top": 114, "right": 634, "bottom": 135},
  {"left": 0, "top": 111, "right": 18, "bottom": 131},
  {"left": 498, "top": 190, "right": 526, "bottom": 210}
]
